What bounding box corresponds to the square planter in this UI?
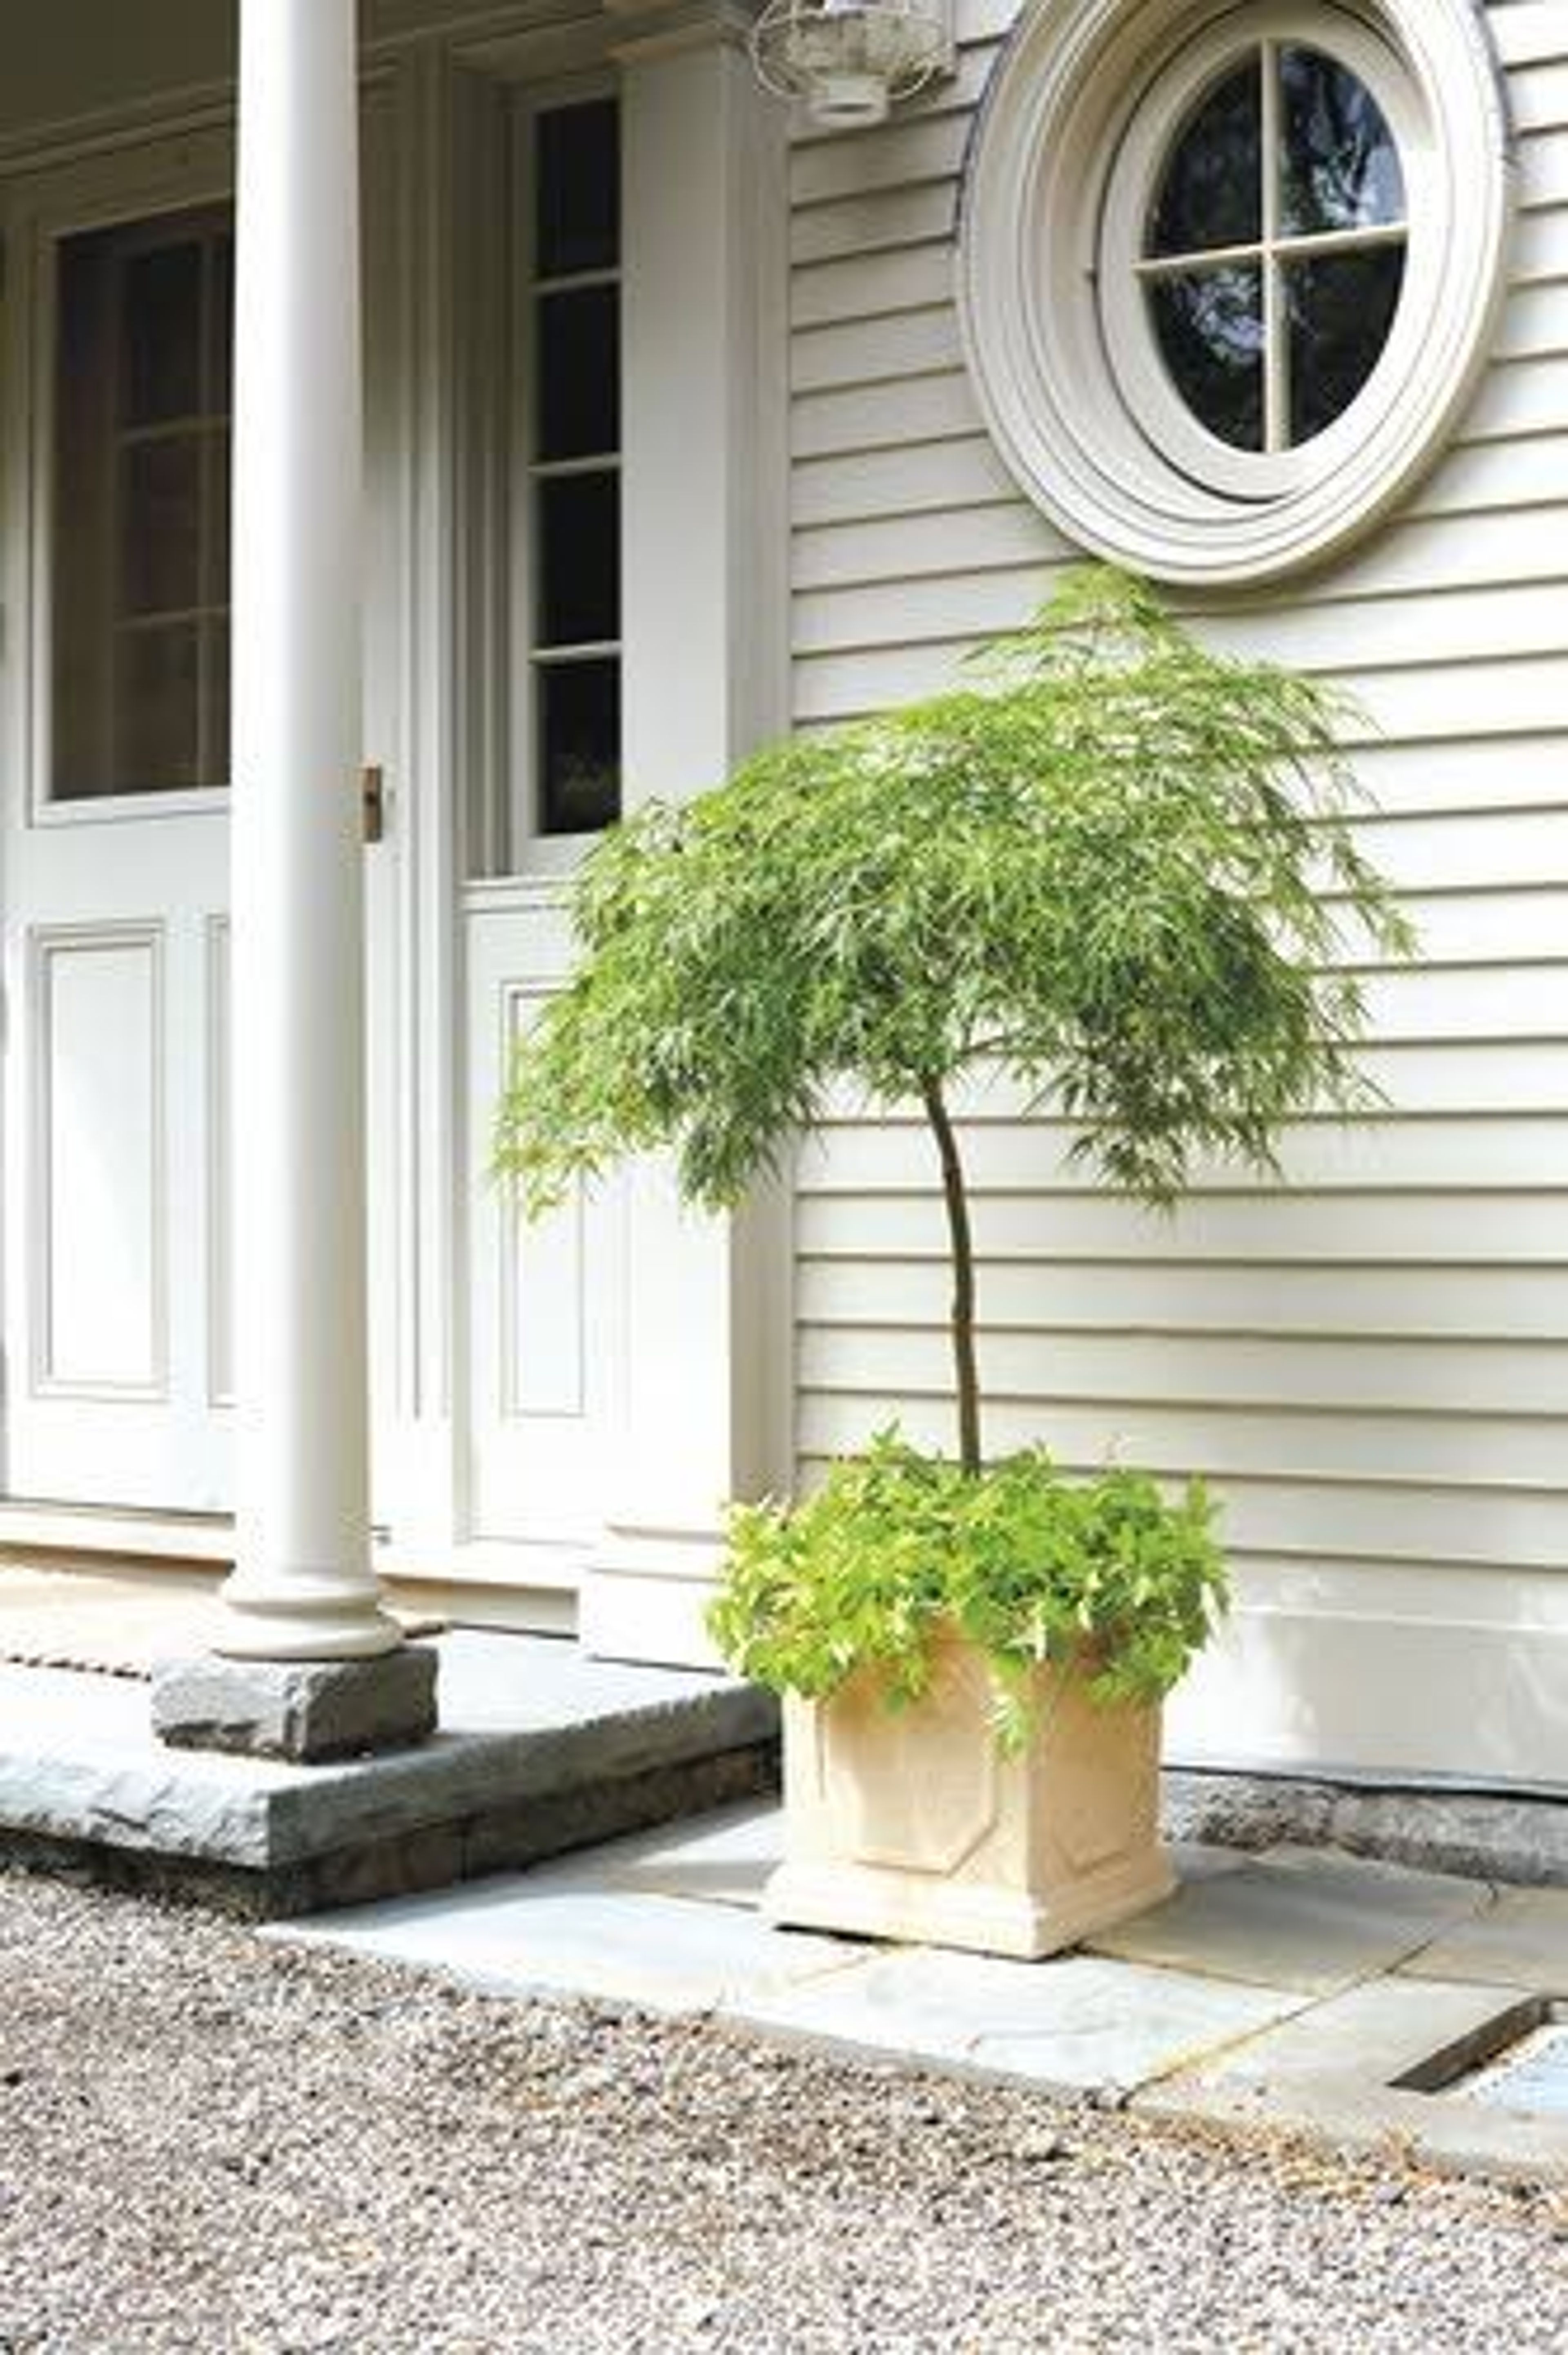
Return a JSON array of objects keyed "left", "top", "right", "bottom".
[{"left": 764, "top": 1629, "right": 1174, "bottom": 1959}]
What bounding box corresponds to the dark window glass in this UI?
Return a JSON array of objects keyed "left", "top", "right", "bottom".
[
  {"left": 207, "top": 425, "right": 232, "bottom": 605},
  {"left": 1148, "top": 266, "right": 1265, "bottom": 450},
  {"left": 1286, "top": 245, "right": 1406, "bottom": 442},
  {"left": 208, "top": 236, "right": 235, "bottom": 410},
  {"left": 539, "top": 661, "right": 620, "bottom": 834},
  {"left": 52, "top": 207, "right": 233, "bottom": 801},
  {"left": 119, "top": 436, "right": 203, "bottom": 615},
  {"left": 114, "top": 624, "right": 201, "bottom": 792},
  {"left": 537, "top": 474, "right": 620, "bottom": 649},
  {"left": 204, "top": 617, "right": 231, "bottom": 792},
  {"left": 537, "top": 286, "right": 620, "bottom": 462},
  {"left": 536, "top": 99, "right": 619, "bottom": 277},
  {"left": 1148, "top": 61, "right": 1263, "bottom": 257},
  {"left": 122, "top": 241, "right": 203, "bottom": 423},
  {"left": 1281, "top": 47, "right": 1404, "bottom": 237}
]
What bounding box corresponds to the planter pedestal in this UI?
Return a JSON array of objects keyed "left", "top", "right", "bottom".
[{"left": 764, "top": 1635, "right": 1173, "bottom": 1959}]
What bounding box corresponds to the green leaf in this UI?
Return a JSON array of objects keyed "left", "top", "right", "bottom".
[{"left": 702, "top": 1434, "right": 1230, "bottom": 1745}]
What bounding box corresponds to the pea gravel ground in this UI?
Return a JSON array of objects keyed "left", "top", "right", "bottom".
[{"left": 2, "top": 1873, "right": 1566, "bottom": 2355}]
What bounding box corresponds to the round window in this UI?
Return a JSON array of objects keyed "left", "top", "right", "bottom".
[
  {"left": 1145, "top": 45, "right": 1407, "bottom": 455},
  {"left": 960, "top": 0, "right": 1514, "bottom": 582}
]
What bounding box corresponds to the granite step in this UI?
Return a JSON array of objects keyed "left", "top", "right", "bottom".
[{"left": 0, "top": 1630, "right": 779, "bottom": 1916}]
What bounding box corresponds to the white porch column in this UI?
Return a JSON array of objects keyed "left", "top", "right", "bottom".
[
  {"left": 583, "top": 13, "right": 792, "bottom": 1665},
  {"left": 218, "top": 0, "right": 399, "bottom": 1661}
]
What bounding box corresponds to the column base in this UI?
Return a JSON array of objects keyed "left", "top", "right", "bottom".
[
  {"left": 152, "top": 1645, "right": 439, "bottom": 1764},
  {"left": 215, "top": 1579, "right": 405, "bottom": 1663}
]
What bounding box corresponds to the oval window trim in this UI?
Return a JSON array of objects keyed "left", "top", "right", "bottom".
[{"left": 959, "top": 0, "right": 1515, "bottom": 584}]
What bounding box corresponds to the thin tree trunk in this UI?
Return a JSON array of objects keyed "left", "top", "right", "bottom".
[{"left": 919, "top": 1076, "right": 982, "bottom": 1476}]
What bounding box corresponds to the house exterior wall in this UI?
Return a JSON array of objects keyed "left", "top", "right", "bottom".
[
  {"left": 2, "top": 0, "right": 1564, "bottom": 1789},
  {"left": 787, "top": 0, "right": 1568, "bottom": 1788}
]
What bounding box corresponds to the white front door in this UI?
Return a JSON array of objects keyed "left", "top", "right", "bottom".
[{"left": 2, "top": 154, "right": 236, "bottom": 1513}]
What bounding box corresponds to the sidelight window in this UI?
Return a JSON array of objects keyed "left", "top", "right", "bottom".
[{"left": 524, "top": 96, "right": 621, "bottom": 839}]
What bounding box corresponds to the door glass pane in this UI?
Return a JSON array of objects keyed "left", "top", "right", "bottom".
[
  {"left": 208, "top": 236, "right": 235, "bottom": 410},
  {"left": 122, "top": 241, "right": 203, "bottom": 423},
  {"left": 1286, "top": 245, "right": 1407, "bottom": 442},
  {"left": 114, "top": 624, "right": 201, "bottom": 792},
  {"left": 51, "top": 205, "right": 233, "bottom": 802},
  {"left": 539, "top": 660, "right": 621, "bottom": 835},
  {"left": 1148, "top": 266, "right": 1265, "bottom": 449},
  {"left": 536, "top": 99, "right": 619, "bottom": 277},
  {"left": 1281, "top": 48, "right": 1405, "bottom": 237},
  {"left": 204, "top": 617, "right": 231, "bottom": 790},
  {"left": 537, "top": 474, "right": 620, "bottom": 649},
  {"left": 1148, "top": 60, "right": 1263, "bottom": 257},
  {"left": 206, "top": 426, "right": 232, "bottom": 607},
  {"left": 537, "top": 287, "right": 619, "bottom": 462},
  {"left": 119, "top": 436, "right": 203, "bottom": 615}
]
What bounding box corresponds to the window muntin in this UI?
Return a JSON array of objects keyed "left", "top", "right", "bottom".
[
  {"left": 527, "top": 96, "right": 621, "bottom": 840},
  {"left": 51, "top": 206, "right": 233, "bottom": 802},
  {"left": 1139, "top": 42, "right": 1407, "bottom": 457}
]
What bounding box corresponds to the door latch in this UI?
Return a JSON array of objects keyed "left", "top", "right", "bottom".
[{"left": 362, "top": 763, "right": 386, "bottom": 845}]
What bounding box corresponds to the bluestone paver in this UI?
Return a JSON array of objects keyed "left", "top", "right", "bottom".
[
  {"left": 575, "top": 1797, "right": 783, "bottom": 1910},
  {"left": 721, "top": 1945, "right": 1305, "bottom": 2094},
  {"left": 1087, "top": 1841, "right": 1489, "bottom": 1994},
  {"left": 258, "top": 1798, "right": 1568, "bottom": 2185},
  {"left": 0, "top": 1635, "right": 777, "bottom": 1911},
  {"left": 1397, "top": 1885, "right": 1568, "bottom": 1994},
  {"left": 1139, "top": 1972, "right": 1568, "bottom": 2181},
  {"left": 273, "top": 1870, "right": 860, "bottom": 2014}
]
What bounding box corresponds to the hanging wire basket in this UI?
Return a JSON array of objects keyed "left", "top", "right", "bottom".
[{"left": 750, "top": 0, "right": 951, "bottom": 128}]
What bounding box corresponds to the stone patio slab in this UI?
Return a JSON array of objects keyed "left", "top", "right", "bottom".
[
  {"left": 537, "top": 1805, "right": 1247, "bottom": 1919},
  {"left": 1396, "top": 1887, "right": 1568, "bottom": 1995},
  {"left": 246, "top": 1793, "right": 1568, "bottom": 2184},
  {"left": 1087, "top": 1842, "right": 1488, "bottom": 1996},
  {"left": 0, "top": 1633, "right": 778, "bottom": 1913},
  {"left": 272, "top": 1873, "right": 860, "bottom": 2014},
  {"left": 722, "top": 1946, "right": 1305, "bottom": 2096},
  {"left": 578, "top": 1797, "right": 784, "bottom": 1910},
  {"left": 1138, "top": 1974, "right": 1568, "bottom": 2182}
]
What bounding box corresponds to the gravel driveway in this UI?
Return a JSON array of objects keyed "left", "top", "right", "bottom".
[{"left": 1, "top": 1871, "right": 1564, "bottom": 2354}]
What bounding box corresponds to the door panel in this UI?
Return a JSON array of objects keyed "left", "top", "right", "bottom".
[
  {"left": 5, "top": 818, "right": 232, "bottom": 1508},
  {"left": 2, "top": 141, "right": 236, "bottom": 1512},
  {"left": 465, "top": 888, "right": 627, "bottom": 1554},
  {"left": 4, "top": 110, "right": 401, "bottom": 1524},
  {"left": 34, "top": 923, "right": 164, "bottom": 1393}
]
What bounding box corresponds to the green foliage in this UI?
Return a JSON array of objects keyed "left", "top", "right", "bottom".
[
  {"left": 705, "top": 1432, "right": 1229, "bottom": 1752},
  {"left": 495, "top": 565, "right": 1414, "bottom": 1223},
  {"left": 495, "top": 565, "right": 1412, "bottom": 1723}
]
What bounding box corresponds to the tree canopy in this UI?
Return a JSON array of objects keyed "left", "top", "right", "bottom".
[
  {"left": 497, "top": 566, "right": 1410, "bottom": 1206},
  {"left": 495, "top": 566, "right": 1414, "bottom": 1467}
]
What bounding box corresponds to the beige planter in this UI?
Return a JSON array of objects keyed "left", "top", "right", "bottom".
[{"left": 764, "top": 1630, "right": 1174, "bottom": 1959}]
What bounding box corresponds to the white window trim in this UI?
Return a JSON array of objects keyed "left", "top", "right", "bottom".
[{"left": 959, "top": 0, "right": 1516, "bottom": 585}]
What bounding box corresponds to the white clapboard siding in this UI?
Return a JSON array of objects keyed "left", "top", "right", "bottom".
[
  {"left": 802, "top": 1115, "right": 1565, "bottom": 1193},
  {"left": 786, "top": 4, "right": 1568, "bottom": 1784},
  {"left": 795, "top": 1187, "right": 1568, "bottom": 1261},
  {"left": 797, "top": 1396, "right": 1567, "bottom": 1491},
  {"left": 796, "top": 1254, "right": 1568, "bottom": 1338}
]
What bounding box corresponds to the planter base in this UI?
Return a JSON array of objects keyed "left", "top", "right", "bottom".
[
  {"left": 766, "top": 1847, "right": 1175, "bottom": 1961},
  {"left": 765, "top": 1636, "right": 1175, "bottom": 1960}
]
